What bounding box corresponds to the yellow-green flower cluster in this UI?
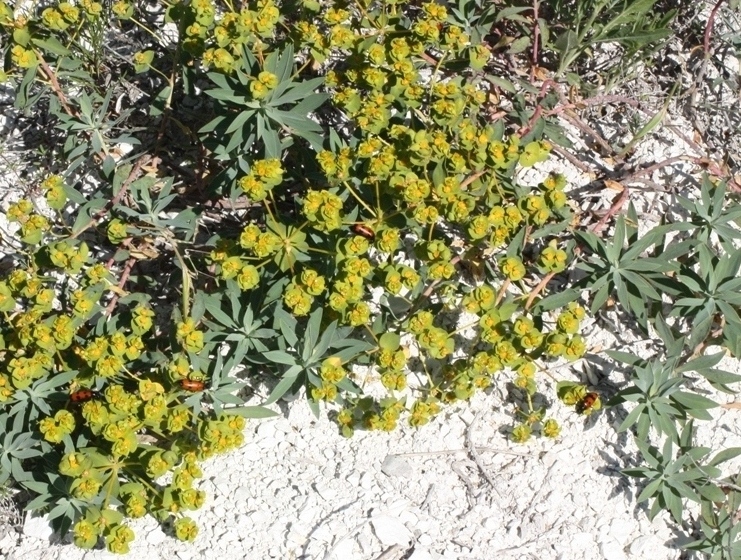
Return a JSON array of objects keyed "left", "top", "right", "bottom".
[
  {"left": 239, "top": 224, "right": 280, "bottom": 258},
  {"left": 181, "top": 0, "right": 281, "bottom": 71},
  {"left": 249, "top": 71, "right": 278, "bottom": 99},
  {"left": 120, "top": 483, "right": 148, "bottom": 518},
  {"left": 328, "top": 270, "right": 364, "bottom": 313},
  {"left": 176, "top": 318, "right": 205, "bottom": 353},
  {"left": 377, "top": 347, "right": 407, "bottom": 392},
  {"left": 361, "top": 399, "right": 405, "bottom": 432},
  {"left": 416, "top": 239, "right": 455, "bottom": 281},
  {"left": 283, "top": 268, "right": 326, "bottom": 316},
  {"left": 317, "top": 149, "right": 354, "bottom": 182},
  {"left": 41, "top": 2, "right": 79, "bottom": 31},
  {"left": 237, "top": 158, "right": 284, "bottom": 201},
  {"left": 40, "top": 175, "right": 67, "bottom": 210},
  {"left": 541, "top": 172, "right": 568, "bottom": 209},
  {"left": 49, "top": 241, "right": 89, "bottom": 274},
  {"left": 105, "top": 524, "right": 135, "bottom": 554},
  {"left": 499, "top": 256, "right": 526, "bottom": 281},
  {"left": 510, "top": 423, "right": 532, "bottom": 443},
  {"left": 311, "top": 356, "right": 345, "bottom": 401},
  {"left": 174, "top": 517, "right": 199, "bottom": 542},
  {"left": 7, "top": 200, "right": 49, "bottom": 244},
  {"left": 539, "top": 241, "right": 568, "bottom": 273},
  {"left": 131, "top": 305, "right": 155, "bottom": 335},
  {"left": 462, "top": 284, "right": 496, "bottom": 314},
  {"left": 409, "top": 398, "right": 441, "bottom": 427},
  {"left": 132, "top": 50, "right": 154, "bottom": 73},
  {"left": 218, "top": 254, "right": 260, "bottom": 290},
  {"left": 545, "top": 303, "right": 587, "bottom": 360},
  {"left": 197, "top": 413, "right": 246, "bottom": 458},
  {"left": 302, "top": 189, "right": 344, "bottom": 231},
  {"left": 112, "top": 0, "right": 133, "bottom": 19},
  {"left": 409, "top": 312, "right": 453, "bottom": 360},
  {"left": 39, "top": 410, "right": 75, "bottom": 443}
]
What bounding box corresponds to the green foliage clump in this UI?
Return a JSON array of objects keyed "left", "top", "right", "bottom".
[
  {"left": 0, "top": 0, "right": 590, "bottom": 548},
  {"left": 2, "top": 0, "right": 738, "bottom": 556}
]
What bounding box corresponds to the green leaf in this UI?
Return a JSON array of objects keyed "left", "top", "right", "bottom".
[
  {"left": 533, "top": 287, "right": 581, "bottom": 312},
  {"left": 263, "top": 365, "right": 303, "bottom": 405},
  {"left": 495, "top": 6, "right": 530, "bottom": 21},
  {"left": 708, "top": 447, "right": 741, "bottom": 467},
  {"left": 309, "top": 320, "right": 339, "bottom": 364},
  {"left": 263, "top": 350, "right": 298, "bottom": 366},
  {"left": 618, "top": 403, "right": 645, "bottom": 433},
  {"left": 508, "top": 36, "right": 531, "bottom": 54},
  {"left": 676, "top": 352, "right": 725, "bottom": 374},
  {"left": 303, "top": 307, "right": 324, "bottom": 360},
  {"left": 32, "top": 37, "right": 71, "bottom": 56},
  {"left": 224, "top": 406, "right": 279, "bottom": 419},
  {"left": 605, "top": 350, "right": 645, "bottom": 366},
  {"left": 554, "top": 30, "right": 579, "bottom": 54},
  {"left": 379, "top": 332, "right": 400, "bottom": 351},
  {"left": 637, "top": 477, "right": 663, "bottom": 502}
]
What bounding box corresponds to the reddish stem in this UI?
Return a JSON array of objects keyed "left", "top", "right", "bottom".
[
  {"left": 704, "top": 0, "right": 727, "bottom": 59},
  {"left": 531, "top": 0, "right": 540, "bottom": 79},
  {"left": 105, "top": 257, "right": 136, "bottom": 316},
  {"left": 525, "top": 271, "right": 555, "bottom": 311},
  {"left": 590, "top": 185, "right": 629, "bottom": 234}
]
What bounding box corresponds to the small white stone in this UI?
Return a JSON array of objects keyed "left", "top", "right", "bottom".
[
  {"left": 145, "top": 529, "right": 166, "bottom": 545},
  {"left": 608, "top": 518, "right": 635, "bottom": 542},
  {"left": 233, "top": 486, "right": 251, "bottom": 502},
  {"left": 371, "top": 514, "right": 412, "bottom": 547},
  {"left": 314, "top": 483, "right": 337, "bottom": 501},
  {"left": 257, "top": 436, "right": 277, "bottom": 449},
  {"left": 360, "top": 472, "right": 375, "bottom": 490},
  {"left": 629, "top": 535, "right": 664, "bottom": 556},
  {"left": 482, "top": 517, "right": 499, "bottom": 531},
  {"left": 286, "top": 528, "right": 307, "bottom": 546},
  {"left": 22, "top": 513, "right": 53, "bottom": 540},
  {"left": 357, "top": 531, "right": 374, "bottom": 554},
  {"left": 599, "top": 537, "right": 627, "bottom": 560},
  {"left": 418, "top": 533, "right": 433, "bottom": 546},
  {"left": 399, "top": 510, "right": 418, "bottom": 526},
  {"left": 327, "top": 537, "right": 356, "bottom": 559},
  {"left": 381, "top": 455, "right": 413, "bottom": 478},
  {"left": 0, "top": 532, "right": 17, "bottom": 550},
  {"left": 409, "top": 547, "right": 435, "bottom": 560},
  {"left": 309, "top": 523, "right": 333, "bottom": 544}
]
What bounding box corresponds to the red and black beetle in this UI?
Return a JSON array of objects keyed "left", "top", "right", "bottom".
[
  {"left": 351, "top": 223, "right": 375, "bottom": 240},
  {"left": 576, "top": 392, "right": 599, "bottom": 414},
  {"left": 70, "top": 389, "right": 101, "bottom": 403},
  {"left": 179, "top": 379, "right": 205, "bottom": 392}
]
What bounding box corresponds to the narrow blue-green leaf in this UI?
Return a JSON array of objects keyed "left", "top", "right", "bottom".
[
  {"left": 618, "top": 404, "right": 645, "bottom": 432},
  {"left": 672, "top": 391, "right": 718, "bottom": 410},
  {"left": 605, "top": 350, "right": 644, "bottom": 366},
  {"left": 310, "top": 320, "right": 339, "bottom": 363},
  {"left": 637, "top": 478, "right": 663, "bottom": 502},
  {"left": 263, "top": 371, "right": 301, "bottom": 405},
  {"left": 606, "top": 218, "right": 626, "bottom": 263},
  {"left": 263, "top": 350, "right": 298, "bottom": 366},
  {"left": 708, "top": 447, "right": 741, "bottom": 467},
  {"left": 223, "top": 406, "right": 279, "bottom": 419},
  {"left": 676, "top": 352, "right": 725, "bottom": 374},
  {"left": 696, "top": 483, "right": 726, "bottom": 503}
]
